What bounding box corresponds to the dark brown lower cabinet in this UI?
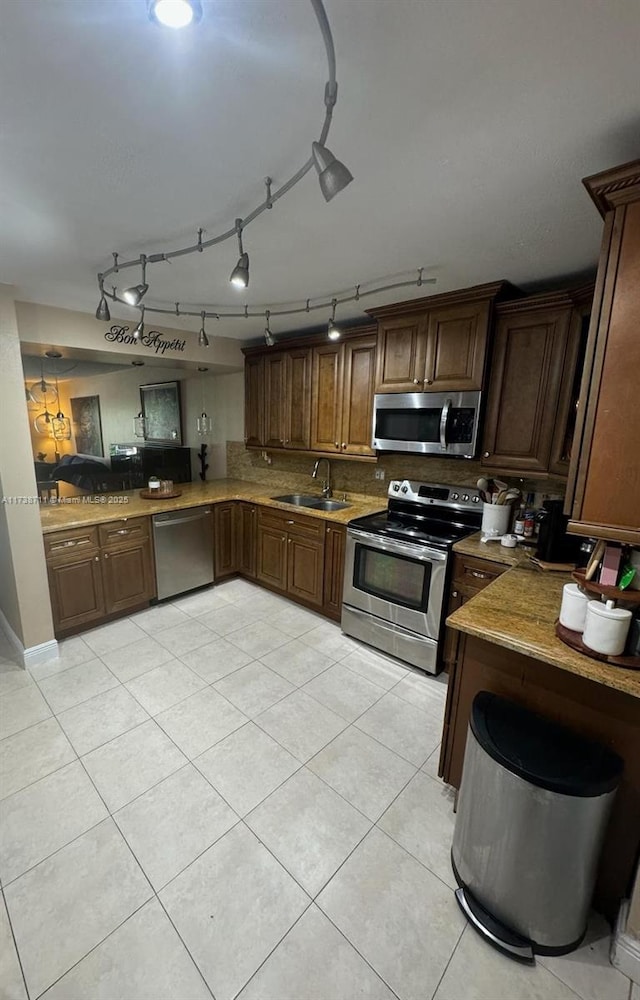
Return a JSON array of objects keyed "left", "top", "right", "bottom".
[
  {"left": 214, "top": 502, "right": 237, "bottom": 579},
  {"left": 237, "top": 503, "right": 257, "bottom": 578},
  {"left": 323, "top": 524, "right": 346, "bottom": 621},
  {"left": 46, "top": 518, "right": 155, "bottom": 637},
  {"left": 257, "top": 508, "right": 325, "bottom": 608},
  {"left": 287, "top": 533, "right": 324, "bottom": 607},
  {"left": 256, "top": 524, "right": 288, "bottom": 592}
]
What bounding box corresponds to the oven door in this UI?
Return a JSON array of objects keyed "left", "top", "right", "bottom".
[
  {"left": 343, "top": 527, "right": 448, "bottom": 640},
  {"left": 372, "top": 391, "right": 481, "bottom": 457}
]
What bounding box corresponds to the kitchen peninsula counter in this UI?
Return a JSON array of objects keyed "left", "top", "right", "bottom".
[{"left": 39, "top": 478, "right": 385, "bottom": 533}]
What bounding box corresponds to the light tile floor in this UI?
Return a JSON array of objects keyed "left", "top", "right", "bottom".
[{"left": 0, "top": 579, "right": 633, "bottom": 1000}]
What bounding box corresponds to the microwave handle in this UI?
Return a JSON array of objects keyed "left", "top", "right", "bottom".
[{"left": 439, "top": 398, "right": 451, "bottom": 451}]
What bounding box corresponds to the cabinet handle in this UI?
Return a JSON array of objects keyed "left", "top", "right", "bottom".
[
  {"left": 451, "top": 590, "right": 459, "bottom": 598},
  {"left": 469, "top": 570, "right": 490, "bottom": 580},
  {"left": 286, "top": 520, "right": 295, "bottom": 525},
  {"left": 288, "top": 538, "right": 292, "bottom": 544},
  {"left": 116, "top": 529, "right": 129, "bottom": 535},
  {"left": 424, "top": 378, "right": 433, "bottom": 385},
  {"left": 335, "top": 442, "right": 340, "bottom": 448},
  {"left": 281, "top": 536, "right": 286, "bottom": 541},
  {"left": 341, "top": 443, "right": 346, "bottom": 449},
  {"left": 483, "top": 451, "right": 490, "bottom": 458},
  {"left": 413, "top": 379, "right": 420, "bottom": 385},
  {"left": 94, "top": 556, "right": 100, "bottom": 562}
]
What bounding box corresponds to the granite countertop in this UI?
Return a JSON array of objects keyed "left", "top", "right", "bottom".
[
  {"left": 452, "top": 531, "right": 534, "bottom": 568},
  {"left": 39, "top": 478, "right": 385, "bottom": 533},
  {"left": 449, "top": 533, "right": 640, "bottom": 699}
]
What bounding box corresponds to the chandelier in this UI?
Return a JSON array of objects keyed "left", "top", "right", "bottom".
[{"left": 95, "top": 1, "right": 436, "bottom": 346}]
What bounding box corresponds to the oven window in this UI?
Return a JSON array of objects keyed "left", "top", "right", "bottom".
[{"left": 354, "top": 544, "right": 431, "bottom": 610}]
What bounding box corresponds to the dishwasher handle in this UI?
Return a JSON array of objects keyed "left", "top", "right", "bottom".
[{"left": 153, "top": 508, "right": 212, "bottom": 528}]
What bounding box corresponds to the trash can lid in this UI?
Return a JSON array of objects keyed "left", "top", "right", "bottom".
[{"left": 470, "top": 691, "right": 623, "bottom": 797}]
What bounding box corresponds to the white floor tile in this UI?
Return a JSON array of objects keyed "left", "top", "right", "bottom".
[
  {"left": 256, "top": 689, "right": 347, "bottom": 763},
  {"left": 0, "top": 760, "right": 107, "bottom": 884},
  {"left": 124, "top": 659, "right": 206, "bottom": 716},
  {"left": 0, "top": 894, "right": 27, "bottom": 1000},
  {"left": 393, "top": 668, "right": 448, "bottom": 720},
  {"left": 41, "top": 898, "right": 211, "bottom": 1000},
  {"left": 226, "top": 621, "right": 291, "bottom": 658},
  {"left": 197, "top": 604, "right": 263, "bottom": 637},
  {"left": 299, "top": 624, "right": 361, "bottom": 661},
  {"left": 238, "top": 904, "right": 396, "bottom": 1000},
  {"left": 5, "top": 819, "right": 152, "bottom": 998},
  {"left": 160, "top": 823, "right": 309, "bottom": 1000},
  {"left": 115, "top": 764, "right": 237, "bottom": 890},
  {"left": 214, "top": 578, "right": 263, "bottom": 603},
  {"left": 340, "top": 647, "right": 408, "bottom": 691},
  {"left": 260, "top": 638, "right": 336, "bottom": 686},
  {"left": 37, "top": 659, "right": 119, "bottom": 714},
  {"left": 56, "top": 685, "right": 149, "bottom": 756},
  {"left": 155, "top": 686, "right": 247, "bottom": 759},
  {"left": 0, "top": 664, "right": 32, "bottom": 698},
  {"left": 268, "top": 604, "right": 326, "bottom": 639},
  {"left": 318, "top": 827, "right": 465, "bottom": 1000},
  {"left": 151, "top": 619, "right": 216, "bottom": 657},
  {"left": 172, "top": 586, "right": 234, "bottom": 617},
  {"left": 303, "top": 662, "right": 385, "bottom": 722},
  {"left": 28, "top": 636, "right": 95, "bottom": 681},
  {"left": 196, "top": 722, "right": 300, "bottom": 816},
  {"left": 100, "top": 635, "right": 175, "bottom": 682},
  {"left": 308, "top": 726, "right": 415, "bottom": 822},
  {"left": 538, "top": 911, "right": 631, "bottom": 1000},
  {"left": 214, "top": 661, "right": 294, "bottom": 717},
  {"left": 422, "top": 743, "right": 442, "bottom": 779},
  {"left": 355, "top": 691, "right": 442, "bottom": 765},
  {"left": 433, "top": 925, "right": 582, "bottom": 1000},
  {"left": 130, "top": 602, "right": 191, "bottom": 633},
  {"left": 179, "top": 636, "right": 254, "bottom": 683},
  {"left": 82, "top": 618, "right": 147, "bottom": 657},
  {"left": 0, "top": 684, "right": 51, "bottom": 739},
  {"left": 246, "top": 768, "right": 370, "bottom": 896},
  {"left": 378, "top": 771, "right": 457, "bottom": 888},
  {"left": 82, "top": 720, "right": 187, "bottom": 811},
  {"left": 0, "top": 718, "right": 76, "bottom": 801}
]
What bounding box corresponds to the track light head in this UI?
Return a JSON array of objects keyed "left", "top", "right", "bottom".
[
  {"left": 132, "top": 309, "right": 145, "bottom": 341},
  {"left": 148, "top": 0, "right": 202, "bottom": 28},
  {"left": 327, "top": 319, "right": 341, "bottom": 341},
  {"left": 230, "top": 252, "right": 250, "bottom": 289},
  {"left": 312, "top": 142, "right": 353, "bottom": 202},
  {"left": 264, "top": 329, "right": 275, "bottom": 347},
  {"left": 122, "top": 283, "right": 149, "bottom": 306},
  {"left": 95, "top": 295, "right": 111, "bottom": 321},
  {"left": 198, "top": 327, "right": 210, "bottom": 348}
]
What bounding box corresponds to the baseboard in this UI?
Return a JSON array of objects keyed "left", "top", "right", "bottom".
[
  {"left": 611, "top": 899, "right": 640, "bottom": 985},
  {"left": 0, "top": 607, "right": 58, "bottom": 669}
]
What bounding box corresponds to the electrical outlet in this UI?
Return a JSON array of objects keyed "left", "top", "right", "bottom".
[{"left": 374, "top": 469, "right": 385, "bottom": 480}]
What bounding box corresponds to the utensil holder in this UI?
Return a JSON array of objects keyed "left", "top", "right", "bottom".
[{"left": 481, "top": 502, "right": 511, "bottom": 538}]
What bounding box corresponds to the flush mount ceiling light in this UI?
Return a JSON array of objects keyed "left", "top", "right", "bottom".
[
  {"left": 95, "top": 3, "right": 436, "bottom": 344},
  {"left": 148, "top": 0, "right": 202, "bottom": 29}
]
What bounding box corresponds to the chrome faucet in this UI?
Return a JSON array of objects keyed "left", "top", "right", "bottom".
[{"left": 311, "top": 457, "right": 332, "bottom": 498}]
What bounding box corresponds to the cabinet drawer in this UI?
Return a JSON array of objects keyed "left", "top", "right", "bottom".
[
  {"left": 451, "top": 554, "right": 506, "bottom": 595},
  {"left": 44, "top": 526, "right": 99, "bottom": 560},
  {"left": 258, "top": 507, "right": 324, "bottom": 539},
  {"left": 99, "top": 517, "right": 149, "bottom": 549}
]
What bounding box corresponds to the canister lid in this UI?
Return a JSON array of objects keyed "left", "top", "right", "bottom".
[
  {"left": 470, "top": 691, "right": 623, "bottom": 797},
  {"left": 587, "top": 600, "right": 632, "bottom": 621}
]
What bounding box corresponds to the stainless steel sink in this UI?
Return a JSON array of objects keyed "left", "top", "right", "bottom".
[{"left": 271, "top": 494, "right": 350, "bottom": 511}]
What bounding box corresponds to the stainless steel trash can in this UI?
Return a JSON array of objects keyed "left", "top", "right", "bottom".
[{"left": 451, "top": 691, "right": 623, "bottom": 962}]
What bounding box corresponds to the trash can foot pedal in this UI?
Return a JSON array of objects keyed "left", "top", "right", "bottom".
[{"left": 455, "top": 887, "right": 535, "bottom": 964}]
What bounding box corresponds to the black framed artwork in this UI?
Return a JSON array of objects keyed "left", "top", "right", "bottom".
[
  {"left": 140, "top": 381, "right": 183, "bottom": 445},
  {"left": 70, "top": 395, "right": 104, "bottom": 457}
]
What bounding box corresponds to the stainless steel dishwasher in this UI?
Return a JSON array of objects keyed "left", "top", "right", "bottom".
[{"left": 152, "top": 506, "right": 214, "bottom": 600}]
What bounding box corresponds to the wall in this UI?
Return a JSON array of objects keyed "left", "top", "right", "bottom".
[{"left": 0, "top": 287, "right": 55, "bottom": 649}]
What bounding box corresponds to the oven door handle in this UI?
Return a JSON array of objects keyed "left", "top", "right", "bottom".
[
  {"left": 439, "top": 398, "right": 451, "bottom": 451},
  {"left": 346, "top": 528, "right": 448, "bottom": 562},
  {"left": 343, "top": 605, "right": 435, "bottom": 641}
]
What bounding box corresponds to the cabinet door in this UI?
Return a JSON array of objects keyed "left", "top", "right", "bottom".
[
  {"left": 311, "top": 344, "right": 343, "bottom": 452},
  {"left": 340, "top": 335, "right": 377, "bottom": 456},
  {"left": 214, "top": 502, "right": 237, "bottom": 579},
  {"left": 256, "top": 524, "right": 288, "bottom": 592},
  {"left": 548, "top": 308, "right": 590, "bottom": 477},
  {"left": 244, "top": 355, "right": 264, "bottom": 447},
  {"left": 424, "top": 301, "right": 490, "bottom": 391},
  {"left": 237, "top": 503, "right": 257, "bottom": 578},
  {"left": 374, "top": 315, "right": 426, "bottom": 392},
  {"left": 287, "top": 532, "right": 325, "bottom": 607},
  {"left": 284, "top": 348, "right": 311, "bottom": 450},
  {"left": 47, "top": 553, "right": 105, "bottom": 634},
  {"left": 102, "top": 541, "right": 156, "bottom": 615},
  {"left": 322, "top": 524, "right": 346, "bottom": 620},
  {"left": 263, "top": 353, "right": 287, "bottom": 449},
  {"left": 481, "top": 307, "right": 570, "bottom": 472}
]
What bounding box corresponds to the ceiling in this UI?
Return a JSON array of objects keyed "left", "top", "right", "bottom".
[{"left": 1, "top": 0, "right": 638, "bottom": 343}]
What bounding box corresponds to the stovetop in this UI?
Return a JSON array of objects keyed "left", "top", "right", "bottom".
[{"left": 349, "top": 479, "right": 484, "bottom": 550}]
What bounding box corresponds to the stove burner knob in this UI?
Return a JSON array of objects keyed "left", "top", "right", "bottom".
[
  {"left": 461, "top": 494, "right": 469, "bottom": 501},
  {"left": 401, "top": 485, "right": 408, "bottom": 494},
  {"left": 471, "top": 495, "right": 480, "bottom": 503},
  {"left": 450, "top": 492, "right": 459, "bottom": 500},
  {"left": 392, "top": 483, "right": 400, "bottom": 492}
]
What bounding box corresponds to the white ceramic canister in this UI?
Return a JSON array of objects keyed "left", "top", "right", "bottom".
[
  {"left": 582, "top": 600, "right": 632, "bottom": 656},
  {"left": 559, "top": 583, "right": 590, "bottom": 633},
  {"left": 148, "top": 476, "right": 160, "bottom": 491},
  {"left": 481, "top": 502, "right": 511, "bottom": 538}
]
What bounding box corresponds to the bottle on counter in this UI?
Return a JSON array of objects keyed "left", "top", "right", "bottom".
[{"left": 514, "top": 505, "right": 526, "bottom": 536}]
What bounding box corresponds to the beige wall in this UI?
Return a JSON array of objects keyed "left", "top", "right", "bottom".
[{"left": 0, "top": 287, "right": 54, "bottom": 648}]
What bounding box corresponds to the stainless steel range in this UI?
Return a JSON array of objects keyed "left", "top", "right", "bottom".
[{"left": 341, "top": 480, "right": 483, "bottom": 674}]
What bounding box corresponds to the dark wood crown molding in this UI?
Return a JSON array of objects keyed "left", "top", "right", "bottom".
[{"left": 583, "top": 159, "right": 640, "bottom": 218}]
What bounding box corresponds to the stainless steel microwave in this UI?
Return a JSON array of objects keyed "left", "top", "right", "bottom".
[{"left": 372, "top": 391, "right": 482, "bottom": 458}]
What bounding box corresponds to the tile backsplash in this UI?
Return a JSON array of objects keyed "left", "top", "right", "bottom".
[{"left": 226, "top": 441, "right": 566, "bottom": 505}]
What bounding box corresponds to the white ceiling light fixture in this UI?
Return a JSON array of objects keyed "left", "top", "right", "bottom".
[
  {"left": 148, "top": 0, "right": 202, "bottom": 29},
  {"left": 327, "top": 298, "right": 341, "bottom": 340}
]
